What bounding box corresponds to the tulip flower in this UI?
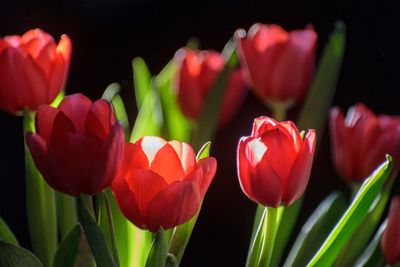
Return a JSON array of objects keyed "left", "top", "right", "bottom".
[
  {"left": 175, "top": 48, "right": 247, "bottom": 127},
  {"left": 237, "top": 116, "right": 316, "bottom": 207},
  {"left": 381, "top": 196, "right": 400, "bottom": 265},
  {"left": 26, "top": 93, "right": 124, "bottom": 196},
  {"left": 235, "top": 23, "right": 317, "bottom": 105},
  {"left": 0, "top": 28, "right": 72, "bottom": 115},
  {"left": 112, "top": 136, "right": 217, "bottom": 232},
  {"left": 330, "top": 103, "right": 400, "bottom": 183}
]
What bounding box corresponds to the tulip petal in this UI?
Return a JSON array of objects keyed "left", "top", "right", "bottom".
[
  {"left": 58, "top": 94, "right": 92, "bottom": 131},
  {"left": 150, "top": 143, "right": 186, "bottom": 183},
  {"left": 168, "top": 141, "right": 196, "bottom": 174},
  {"left": 85, "top": 100, "right": 114, "bottom": 140},
  {"left": 251, "top": 116, "right": 278, "bottom": 136},
  {"left": 382, "top": 196, "right": 400, "bottom": 264},
  {"left": 35, "top": 105, "right": 60, "bottom": 142},
  {"left": 49, "top": 111, "right": 76, "bottom": 147},
  {"left": 146, "top": 180, "right": 201, "bottom": 232},
  {"left": 284, "top": 129, "right": 316, "bottom": 205},
  {"left": 56, "top": 35, "right": 72, "bottom": 65},
  {"left": 121, "top": 142, "right": 149, "bottom": 174},
  {"left": 137, "top": 136, "right": 168, "bottom": 163},
  {"left": 185, "top": 157, "right": 217, "bottom": 196}
]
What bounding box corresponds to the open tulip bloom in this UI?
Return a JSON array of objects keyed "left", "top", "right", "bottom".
[{"left": 3, "top": 23, "right": 400, "bottom": 267}]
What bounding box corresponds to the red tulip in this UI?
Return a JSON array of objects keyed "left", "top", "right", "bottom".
[
  {"left": 0, "top": 29, "right": 72, "bottom": 115},
  {"left": 26, "top": 93, "right": 124, "bottom": 196},
  {"left": 237, "top": 116, "right": 315, "bottom": 207},
  {"left": 175, "top": 48, "right": 247, "bottom": 127},
  {"left": 381, "top": 196, "right": 400, "bottom": 265},
  {"left": 112, "top": 136, "right": 217, "bottom": 232},
  {"left": 235, "top": 23, "right": 317, "bottom": 104},
  {"left": 330, "top": 103, "right": 400, "bottom": 183}
]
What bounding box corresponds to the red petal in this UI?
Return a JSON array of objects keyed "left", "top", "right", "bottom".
[
  {"left": 251, "top": 116, "right": 278, "bottom": 137},
  {"left": 58, "top": 93, "right": 92, "bottom": 131},
  {"left": 381, "top": 196, "right": 400, "bottom": 264},
  {"left": 146, "top": 180, "right": 201, "bottom": 232},
  {"left": 121, "top": 142, "right": 149, "bottom": 175},
  {"left": 284, "top": 129, "right": 316, "bottom": 205},
  {"left": 150, "top": 143, "right": 185, "bottom": 183},
  {"left": 185, "top": 157, "right": 217, "bottom": 197},
  {"left": 49, "top": 111, "right": 76, "bottom": 147},
  {"left": 35, "top": 105, "right": 59, "bottom": 142},
  {"left": 168, "top": 141, "right": 196, "bottom": 174},
  {"left": 136, "top": 136, "right": 167, "bottom": 163},
  {"left": 85, "top": 100, "right": 114, "bottom": 140}
]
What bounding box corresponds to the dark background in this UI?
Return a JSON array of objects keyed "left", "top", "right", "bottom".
[{"left": 0, "top": 0, "right": 399, "bottom": 266}]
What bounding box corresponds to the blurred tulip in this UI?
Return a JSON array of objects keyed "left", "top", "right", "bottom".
[
  {"left": 26, "top": 93, "right": 124, "bottom": 196},
  {"left": 330, "top": 103, "right": 400, "bottom": 183},
  {"left": 381, "top": 196, "right": 400, "bottom": 265},
  {"left": 237, "top": 116, "right": 316, "bottom": 207},
  {"left": 235, "top": 23, "right": 317, "bottom": 105},
  {"left": 0, "top": 28, "right": 72, "bottom": 114},
  {"left": 112, "top": 136, "right": 217, "bottom": 232},
  {"left": 175, "top": 48, "right": 247, "bottom": 127}
]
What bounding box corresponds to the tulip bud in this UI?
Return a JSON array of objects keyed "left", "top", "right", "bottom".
[
  {"left": 0, "top": 29, "right": 72, "bottom": 114},
  {"left": 26, "top": 93, "right": 124, "bottom": 196},
  {"left": 237, "top": 116, "right": 316, "bottom": 207},
  {"left": 381, "top": 196, "right": 400, "bottom": 265},
  {"left": 235, "top": 23, "right": 317, "bottom": 105},
  {"left": 111, "top": 136, "right": 217, "bottom": 232},
  {"left": 330, "top": 103, "right": 400, "bottom": 183},
  {"left": 175, "top": 48, "right": 247, "bottom": 127}
]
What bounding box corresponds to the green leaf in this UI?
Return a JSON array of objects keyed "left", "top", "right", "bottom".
[
  {"left": 191, "top": 40, "right": 237, "bottom": 151},
  {"left": 354, "top": 220, "right": 386, "bottom": 267},
  {"left": 52, "top": 224, "right": 94, "bottom": 267},
  {"left": 78, "top": 197, "right": 117, "bottom": 267},
  {"left": 133, "top": 57, "right": 152, "bottom": 109},
  {"left": 284, "top": 192, "right": 347, "bottom": 267},
  {"left": 23, "top": 111, "right": 57, "bottom": 267},
  {"left": 246, "top": 208, "right": 267, "bottom": 267},
  {"left": 333, "top": 190, "right": 390, "bottom": 266},
  {"left": 145, "top": 229, "right": 168, "bottom": 267},
  {"left": 168, "top": 142, "right": 212, "bottom": 264},
  {"left": 56, "top": 192, "right": 77, "bottom": 240},
  {"left": 307, "top": 156, "right": 392, "bottom": 266},
  {"left": 156, "top": 61, "right": 192, "bottom": 142},
  {"left": 297, "top": 21, "right": 346, "bottom": 147},
  {"left": 0, "top": 241, "right": 43, "bottom": 267},
  {"left": 0, "top": 217, "right": 19, "bottom": 246}
]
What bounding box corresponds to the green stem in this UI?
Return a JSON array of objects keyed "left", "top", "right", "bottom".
[
  {"left": 258, "top": 206, "right": 284, "bottom": 267},
  {"left": 80, "top": 194, "right": 95, "bottom": 218},
  {"left": 56, "top": 192, "right": 77, "bottom": 239},
  {"left": 103, "top": 192, "right": 120, "bottom": 267},
  {"left": 267, "top": 101, "right": 292, "bottom": 122},
  {"left": 246, "top": 207, "right": 267, "bottom": 267},
  {"left": 23, "top": 110, "right": 57, "bottom": 267}
]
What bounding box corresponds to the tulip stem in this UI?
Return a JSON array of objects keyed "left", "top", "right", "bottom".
[
  {"left": 258, "top": 206, "right": 284, "bottom": 267},
  {"left": 103, "top": 192, "right": 120, "bottom": 267},
  {"left": 80, "top": 194, "right": 95, "bottom": 219},
  {"left": 268, "top": 101, "right": 292, "bottom": 122}
]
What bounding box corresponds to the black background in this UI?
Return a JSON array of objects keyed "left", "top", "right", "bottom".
[{"left": 0, "top": 0, "right": 399, "bottom": 266}]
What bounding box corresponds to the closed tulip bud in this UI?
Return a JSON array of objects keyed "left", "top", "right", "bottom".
[
  {"left": 237, "top": 116, "right": 316, "bottom": 207},
  {"left": 175, "top": 48, "right": 247, "bottom": 127},
  {"left": 235, "top": 23, "right": 317, "bottom": 105},
  {"left": 330, "top": 103, "right": 400, "bottom": 183},
  {"left": 26, "top": 93, "right": 124, "bottom": 196},
  {"left": 112, "top": 136, "right": 217, "bottom": 232},
  {"left": 0, "top": 29, "right": 72, "bottom": 114},
  {"left": 381, "top": 196, "right": 400, "bottom": 265}
]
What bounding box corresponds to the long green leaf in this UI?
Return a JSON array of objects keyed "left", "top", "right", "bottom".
[
  {"left": 78, "top": 197, "right": 117, "bottom": 267},
  {"left": 133, "top": 57, "right": 152, "bottom": 109},
  {"left": 168, "top": 142, "right": 211, "bottom": 264},
  {"left": 297, "top": 20, "right": 346, "bottom": 147},
  {"left": 354, "top": 220, "right": 386, "bottom": 267},
  {"left": 145, "top": 229, "right": 167, "bottom": 267},
  {"left": 284, "top": 192, "right": 347, "bottom": 267},
  {"left": 0, "top": 241, "right": 43, "bottom": 267},
  {"left": 23, "top": 111, "right": 57, "bottom": 267},
  {"left": 307, "top": 156, "right": 392, "bottom": 266},
  {"left": 0, "top": 217, "right": 19, "bottom": 246}
]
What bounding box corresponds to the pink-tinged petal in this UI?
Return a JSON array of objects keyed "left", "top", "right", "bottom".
[
  {"left": 58, "top": 93, "right": 92, "bottom": 131},
  {"left": 284, "top": 129, "right": 316, "bottom": 205},
  {"left": 21, "top": 29, "right": 54, "bottom": 58},
  {"left": 111, "top": 175, "right": 144, "bottom": 228},
  {"left": 123, "top": 169, "right": 168, "bottom": 228},
  {"left": 381, "top": 196, "right": 400, "bottom": 264},
  {"left": 251, "top": 116, "right": 278, "bottom": 137},
  {"left": 237, "top": 136, "right": 282, "bottom": 207},
  {"left": 85, "top": 100, "right": 114, "bottom": 140},
  {"left": 168, "top": 141, "right": 196, "bottom": 174},
  {"left": 35, "top": 105, "right": 59, "bottom": 142},
  {"left": 150, "top": 143, "right": 186, "bottom": 183},
  {"left": 137, "top": 136, "right": 167, "bottom": 163},
  {"left": 49, "top": 111, "right": 76, "bottom": 148},
  {"left": 185, "top": 157, "right": 217, "bottom": 197},
  {"left": 0, "top": 39, "right": 10, "bottom": 53},
  {"left": 146, "top": 180, "right": 201, "bottom": 232},
  {"left": 90, "top": 123, "right": 124, "bottom": 193},
  {"left": 121, "top": 142, "right": 149, "bottom": 175},
  {"left": 218, "top": 69, "right": 248, "bottom": 128}
]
